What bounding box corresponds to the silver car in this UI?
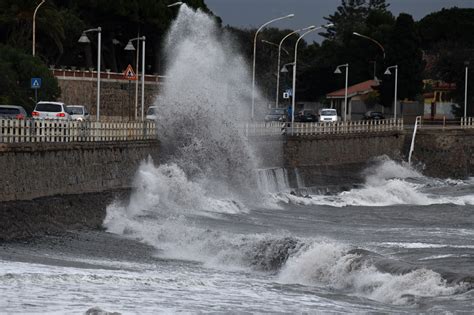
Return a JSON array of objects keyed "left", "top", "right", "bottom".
[
  {"left": 32, "top": 101, "right": 71, "bottom": 120},
  {"left": 68, "top": 105, "right": 90, "bottom": 121},
  {"left": 0, "top": 105, "right": 28, "bottom": 120}
]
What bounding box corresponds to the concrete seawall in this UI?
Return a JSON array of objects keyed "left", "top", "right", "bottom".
[
  {"left": 2, "top": 129, "right": 474, "bottom": 241},
  {"left": 0, "top": 141, "right": 159, "bottom": 241},
  {"left": 0, "top": 141, "right": 159, "bottom": 202}
]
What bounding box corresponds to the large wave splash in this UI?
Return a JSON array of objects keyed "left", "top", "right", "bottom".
[
  {"left": 275, "top": 157, "right": 474, "bottom": 207},
  {"left": 153, "top": 5, "right": 263, "bottom": 201}
]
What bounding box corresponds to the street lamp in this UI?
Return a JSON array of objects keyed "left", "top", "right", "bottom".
[
  {"left": 334, "top": 64, "right": 349, "bottom": 121},
  {"left": 384, "top": 65, "right": 398, "bottom": 121},
  {"left": 352, "top": 32, "right": 385, "bottom": 59},
  {"left": 125, "top": 36, "right": 146, "bottom": 120},
  {"left": 251, "top": 14, "right": 295, "bottom": 120},
  {"left": 465, "top": 61, "right": 469, "bottom": 119},
  {"left": 275, "top": 26, "right": 314, "bottom": 109},
  {"left": 32, "top": 0, "right": 46, "bottom": 56},
  {"left": 167, "top": 1, "right": 183, "bottom": 7},
  {"left": 261, "top": 40, "right": 289, "bottom": 55},
  {"left": 78, "top": 27, "right": 102, "bottom": 121},
  {"left": 291, "top": 23, "right": 333, "bottom": 128}
]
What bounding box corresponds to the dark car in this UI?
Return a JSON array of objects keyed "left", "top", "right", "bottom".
[
  {"left": 295, "top": 110, "right": 318, "bottom": 123},
  {"left": 264, "top": 108, "right": 287, "bottom": 122},
  {"left": 0, "top": 105, "right": 27, "bottom": 120},
  {"left": 362, "top": 111, "right": 385, "bottom": 120}
]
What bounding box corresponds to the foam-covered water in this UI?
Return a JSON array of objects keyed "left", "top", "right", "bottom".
[{"left": 2, "top": 5, "right": 473, "bottom": 314}]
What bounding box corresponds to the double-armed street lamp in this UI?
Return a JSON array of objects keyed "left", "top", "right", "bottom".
[
  {"left": 291, "top": 24, "right": 333, "bottom": 127},
  {"left": 384, "top": 65, "right": 398, "bottom": 120},
  {"left": 32, "top": 0, "right": 46, "bottom": 56},
  {"left": 275, "top": 26, "right": 314, "bottom": 109},
  {"left": 251, "top": 14, "right": 295, "bottom": 120},
  {"left": 334, "top": 64, "right": 349, "bottom": 121},
  {"left": 78, "top": 27, "right": 102, "bottom": 121}
]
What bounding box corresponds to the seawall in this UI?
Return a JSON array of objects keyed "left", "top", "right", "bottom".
[{"left": 0, "top": 141, "right": 159, "bottom": 241}]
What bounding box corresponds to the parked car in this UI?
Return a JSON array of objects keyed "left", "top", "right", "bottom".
[
  {"left": 0, "top": 105, "right": 27, "bottom": 120},
  {"left": 318, "top": 108, "right": 338, "bottom": 122},
  {"left": 146, "top": 106, "right": 158, "bottom": 120},
  {"left": 264, "top": 108, "right": 287, "bottom": 122},
  {"left": 67, "top": 105, "right": 90, "bottom": 121},
  {"left": 295, "top": 109, "right": 317, "bottom": 123},
  {"left": 32, "top": 101, "right": 70, "bottom": 120},
  {"left": 362, "top": 111, "right": 385, "bottom": 120}
]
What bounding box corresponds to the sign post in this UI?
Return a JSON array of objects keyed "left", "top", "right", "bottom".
[
  {"left": 123, "top": 65, "right": 137, "bottom": 120},
  {"left": 31, "top": 77, "right": 42, "bottom": 103}
]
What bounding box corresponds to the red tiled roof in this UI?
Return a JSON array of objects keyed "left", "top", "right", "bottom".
[{"left": 327, "top": 79, "right": 379, "bottom": 98}]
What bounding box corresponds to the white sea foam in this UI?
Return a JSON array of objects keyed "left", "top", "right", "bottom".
[
  {"left": 278, "top": 242, "right": 468, "bottom": 305},
  {"left": 274, "top": 158, "right": 474, "bottom": 207}
]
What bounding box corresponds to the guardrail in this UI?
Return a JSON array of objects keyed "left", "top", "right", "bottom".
[
  {"left": 0, "top": 119, "right": 157, "bottom": 143},
  {"left": 461, "top": 117, "right": 474, "bottom": 128},
  {"left": 244, "top": 119, "right": 403, "bottom": 137}
]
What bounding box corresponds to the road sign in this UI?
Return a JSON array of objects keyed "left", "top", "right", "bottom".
[
  {"left": 31, "top": 78, "right": 42, "bottom": 89},
  {"left": 123, "top": 64, "right": 137, "bottom": 80},
  {"left": 283, "top": 92, "right": 290, "bottom": 99}
]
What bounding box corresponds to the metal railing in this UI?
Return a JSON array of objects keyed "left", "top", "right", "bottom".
[
  {"left": 461, "top": 117, "right": 474, "bottom": 128},
  {"left": 243, "top": 119, "right": 404, "bottom": 137},
  {"left": 0, "top": 118, "right": 157, "bottom": 143}
]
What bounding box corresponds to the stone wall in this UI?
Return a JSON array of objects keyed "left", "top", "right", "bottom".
[
  {"left": 56, "top": 77, "right": 161, "bottom": 119},
  {"left": 0, "top": 141, "right": 159, "bottom": 202},
  {"left": 411, "top": 129, "right": 474, "bottom": 178}
]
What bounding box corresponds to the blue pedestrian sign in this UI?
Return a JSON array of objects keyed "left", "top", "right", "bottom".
[{"left": 31, "top": 78, "right": 42, "bottom": 89}]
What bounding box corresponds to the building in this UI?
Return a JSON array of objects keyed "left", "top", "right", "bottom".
[{"left": 326, "top": 79, "right": 382, "bottom": 120}]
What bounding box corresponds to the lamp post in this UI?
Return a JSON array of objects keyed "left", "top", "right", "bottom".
[
  {"left": 32, "top": 0, "right": 46, "bottom": 56},
  {"left": 125, "top": 36, "right": 146, "bottom": 120},
  {"left": 334, "top": 64, "right": 349, "bottom": 121},
  {"left": 78, "top": 27, "right": 102, "bottom": 121},
  {"left": 465, "top": 61, "right": 469, "bottom": 119},
  {"left": 352, "top": 32, "right": 385, "bottom": 59},
  {"left": 251, "top": 14, "right": 295, "bottom": 120},
  {"left": 167, "top": 1, "right": 183, "bottom": 7},
  {"left": 384, "top": 65, "right": 398, "bottom": 121},
  {"left": 291, "top": 24, "right": 333, "bottom": 128},
  {"left": 275, "top": 26, "right": 314, "bottom": 109}
]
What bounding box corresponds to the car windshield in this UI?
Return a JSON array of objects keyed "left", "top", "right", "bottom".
[
  {"left": 68, "top": 107, "right": 84, "bottom": 114},
  {"left": 36, "top": 103, "right": 62, "bottom": 112},
  {"left": 269, "top": 109, "right": 285, "bottom": 115},
  {"left": 147, "top": 107, "right": 156, "bottom": 115},
  {"left": 0, "top": 107, "right": 20, "bottom": 115},
  {"left": 321, "top": 110, "right": 336, "bottom": 116}
]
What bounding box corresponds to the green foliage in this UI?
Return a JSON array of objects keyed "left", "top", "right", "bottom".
[
  {"left": 379, "top": 13, "right": 424, "bottom": 106},
  {"left": 0, "top": 44, "right": 60, "bottom": 112}
]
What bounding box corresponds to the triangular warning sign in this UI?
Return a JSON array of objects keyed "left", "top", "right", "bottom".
[{"left": 123, "top": 64, "right": 137, "bottom": 80}]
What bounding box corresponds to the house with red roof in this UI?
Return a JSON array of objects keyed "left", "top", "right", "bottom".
[{"left": 326, "top": 79, "right": 383, "bottom": 120}]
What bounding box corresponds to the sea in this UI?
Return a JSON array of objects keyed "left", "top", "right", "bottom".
[{"left": 1, "top": 5, "right": 473, "bottom": 314}]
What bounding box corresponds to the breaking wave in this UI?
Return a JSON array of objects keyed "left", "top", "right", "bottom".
[{"left": 274, "top": 157, "right": 474, "bottom": 207}]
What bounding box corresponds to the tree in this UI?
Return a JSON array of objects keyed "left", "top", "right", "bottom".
[
  {"left": 379, "top": 13, "right": 424, "bottom": 106},
  {"left": 0, "top": 44, "right": 60, "bottom": 112}
]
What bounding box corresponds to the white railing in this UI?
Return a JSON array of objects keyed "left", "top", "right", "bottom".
[
  {"left": 243, "top": 119, "right": 404, "bottom": 137},
  {"left": 461, "top": 117, "right": 474, "bottom": 128},
  {"left": 0, "top": 119, "right": 157, "bottom": 143}
]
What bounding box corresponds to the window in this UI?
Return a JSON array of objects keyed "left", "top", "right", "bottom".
[
  {"left": 0, "top": 108, "right": 20, "bottom": 115},
  {"left": 36, "top": 103, "right": 62, "bottom": 112}
]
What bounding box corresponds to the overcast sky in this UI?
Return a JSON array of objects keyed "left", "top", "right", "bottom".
[{"left": 205, "top": 0, "right": 474, "bottom": 42}]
